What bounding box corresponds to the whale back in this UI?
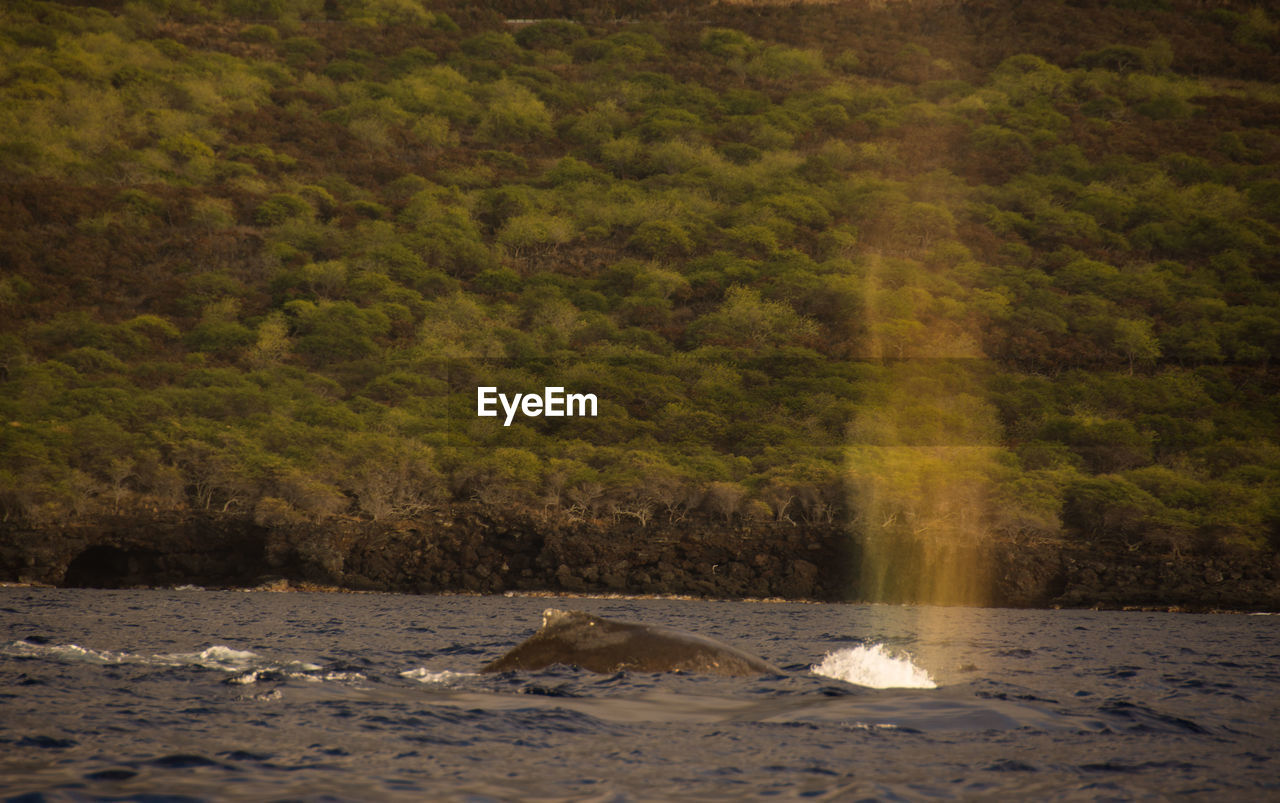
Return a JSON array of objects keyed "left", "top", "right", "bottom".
[{"left": 480, "top": 608, "right": 782, "bottom": 677}]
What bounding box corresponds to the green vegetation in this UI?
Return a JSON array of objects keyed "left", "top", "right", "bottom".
[{"left": 1, "top": 0, "right": 1277, "bottom": 566}]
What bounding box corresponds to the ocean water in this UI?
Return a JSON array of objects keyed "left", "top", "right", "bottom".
[{"left": 1, "top": 589, "right": 1277, "bottom": 801}]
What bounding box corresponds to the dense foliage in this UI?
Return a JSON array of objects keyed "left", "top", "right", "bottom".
[{"left": 1, "top": 0, "right": 1278, "bottom": 562}]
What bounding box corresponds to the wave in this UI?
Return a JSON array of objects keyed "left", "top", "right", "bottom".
[
  {"left": 1, "top": 640, "right": 339, "bottom": 683},
  {"left": 809, "top": 643, "right": 937, "bottom": 689},
  {"left": 3, "top": 640, "right": 133, "bottom": 666},
  {"left": 401, "top": 668, "right": 480, "bottom": 684},
  {"left": 5, "top": 639, "right": 936, "bottom": 691}
]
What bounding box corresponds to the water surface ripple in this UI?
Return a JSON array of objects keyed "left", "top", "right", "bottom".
[{"left": 1, "top": 590, "right": 1277, "bottom": 800}]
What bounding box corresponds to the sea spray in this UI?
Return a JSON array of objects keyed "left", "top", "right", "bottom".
[
  {"left": 4, "top": 640, "right": 323, "bottom": 676},
  {"left": 810, "top": 643, "right": 937, "bottom": 689},
  {"left": 400, "top": 668, "right": 479, "bottom": 684}
]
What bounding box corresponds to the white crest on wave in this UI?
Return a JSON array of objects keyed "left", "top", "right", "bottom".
[
  {"left": 809, "top": 643, "right": 937, "bottom": 689},
  {"left": 157, "top": 645, "right": 263, "bottom": 670},
  {"left": 3, "top": 641, "right": 129, "bottom": 664},
  {"left": 400, "top": 668, "right": 477, "bottom": 684},
  {"left": 4, "top": 640, "right": 321, "bottom": 674}
]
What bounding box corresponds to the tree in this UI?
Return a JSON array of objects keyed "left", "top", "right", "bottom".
[
  {"left": 690, "top": 287, "right": 817, "bottom": 349},
  {"left": 477, "top": 79, "right": 553, "bottom": 143},
  {"left": 247, "top": 312, "right": 291, "bottom": 368},
  {"left": 348, "top": 439, "right": 440, "bottom": 521},
  {"left": 704, "top": 481, "right": 747, "bottom": 523},
  {"left": 1113, "top": 318, "right": 1161, "bottom": 374}
]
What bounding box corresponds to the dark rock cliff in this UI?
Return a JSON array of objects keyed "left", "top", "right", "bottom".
[{"left": 2, "top": 508, "right": 1277, "bottom": 610}]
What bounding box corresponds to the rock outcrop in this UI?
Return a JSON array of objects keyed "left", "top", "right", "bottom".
[{"left": 2, "top": 508, "right": 1277, "bottom": 611}]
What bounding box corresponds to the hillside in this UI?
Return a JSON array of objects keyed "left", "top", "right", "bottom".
[{"left": 2, "top": 0, "right": 1278, "bottom": 602}]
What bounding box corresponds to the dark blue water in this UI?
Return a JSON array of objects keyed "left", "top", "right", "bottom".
[{"left": 1, "top": 589, "right": 1277, "bottom": 800}]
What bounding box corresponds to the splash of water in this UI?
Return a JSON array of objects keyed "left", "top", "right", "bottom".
[
  {"left": 3, "top": 640, "right": 323, "bottom": 676},
  {"left": 810, "top": 643, "right": 937, "bottom": 689},
  {"left": 158, "top": 645, "right": 272, "bottom": 671},
  {"left": 3, "top": 640, "right": 129, "bottom": 665},
  {"left": 401, "top": 668, "right": 478, "bottom": 684}
]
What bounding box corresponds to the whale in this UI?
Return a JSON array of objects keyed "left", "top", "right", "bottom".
[{"left": 479, "top": 608, "right": 782, "bottom": 677}]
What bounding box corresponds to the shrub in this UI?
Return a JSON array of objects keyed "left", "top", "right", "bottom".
[
  {"left": 700, "top": 28, "right": 757, "bottom": 60},
  {"left": 476, "top": 79, "right": 552, "bottom": 143},
  {"left": 1063, "top": 475, "right": 1164, "bottom": 541},
  {"left": 223, "top": 0, "right": 284, "bottom": 19},
  {"left": 747, "top": 46, "right": 825, "bottom": 81},
  {"left": 239, "top": 24, "right": 279, "bottom": 43},
  {"left": 497, "top": 213, "right": 574, "bottom": 257},
  {"left": 627, "top": 220, "right": 693, "bottom": 258},
  {"left": 184, "top": 321, "right": 255, "bottom": 359},
  {"left": 514, "top": 20, "right": 586, "bottom": 50},
  {"left": 704, "top": 481, "right": 747, "bottom": 522},
  {"left": 690, "top": 287, "right": 817, "bottom": 349},
  {"left": 254, "top": 193, "right": 312, "bottom": 225}
]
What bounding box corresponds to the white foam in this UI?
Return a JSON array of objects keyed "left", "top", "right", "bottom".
[
  {"left": 810, "top": 643, "right": 937, "bottom": 689},
  {"left": 4, "top": 640, "right": 322, "bottom": 677},
  {"left": 400, "top": 668, "right": 477, "bottom": 684},
  {"left": 3, "top": 641, "right": 131, "bottom": 665},
  {"left": 228, "top": 670, "right": 262, "bottom": 685},
  {"left": 844, "top": 721, "right": 902, "bottom": 731},
  {"left": 319, "top": 671, "right": 367, "bottom": 682},
  {"left": 157, "top": 645, "right": 263, "bottom": 671}
]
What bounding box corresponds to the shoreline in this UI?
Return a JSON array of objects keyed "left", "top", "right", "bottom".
[
  {"left": 3, "top": 507, "right": 1277, "bottom": 612},
  {"left": 1, "top": 580, "right": 1273, "bottom": 615}
]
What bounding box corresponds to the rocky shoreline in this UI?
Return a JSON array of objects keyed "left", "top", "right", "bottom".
[{"left": 2, "top": 508, "right": 1277, "bottom": 611}]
